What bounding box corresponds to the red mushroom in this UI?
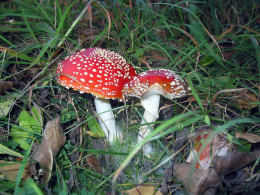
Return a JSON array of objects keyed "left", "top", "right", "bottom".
[
  {"left": 122, "top": 69, "right": 187, "bottom": 156},
  {"left": 57, "top": 48, "right": 137, "bottom": 143},
  {"left": 187, "top": 133, "right": 212, "bottom": 169},
  {"left": 187, "top": 131, "right": 231, "bottom": 170}
]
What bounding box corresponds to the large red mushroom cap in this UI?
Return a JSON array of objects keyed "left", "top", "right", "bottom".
[
  {"left": 122, "top": 69, "right": 187, "bottom": 99},
  {"left": 57, "top": 48, "right": 137, "bottom": 99}
]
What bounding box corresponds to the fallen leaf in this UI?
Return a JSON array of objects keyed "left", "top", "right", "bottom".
[
  {"left": 213, "top": 150, "right": 260, "bottom": 175},
  {"left": 222, "top": 51, "right": 235, "bottom": 60},
  {"left": 86, "top": 154, "right": 102, "bottom": 173},
  {"left": 30, "top": 117, "right": 66, "bottom": 184},
  {"left": 233, "top": 90, "right": 258, "bottom": 110},
  {"left": 0, "top": 160, "right": 30, "bottom": 181},
  {"left": 235, "top": 132, "right": 260, "bottom": 143},
  {"left": 42, "top": 117, "right": 66, "bottom": 157},
  {"left": 0, "top": 81, "right": 13, "bottom": 92},
  {"left": 212, "top": 89, "right": 259, "bottom": 110},
  {"left": 173, "top": 163, "right": 220, "bottom": 195},
  {"left": 148, "top": 50, "right": 167, "bottom": 61},
  {"left": 30, "top": 137, "right": 53, "bottom": 184},
  {"left": 122, "top": 185, "right": 163, "bottom": 195}
]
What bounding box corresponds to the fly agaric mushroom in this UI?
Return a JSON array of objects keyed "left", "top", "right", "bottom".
[
  {"left": 187, "top": 131, "right": 232, "bottom": 170},
  {"left": 122, "top": 69, "right": 187, "bottom": 156},
  {"left": 187, "top": 133, "right": 212, "bottom": 169},
  {"left": 57, "top": 48, "right": 137, "bottom": 143}
]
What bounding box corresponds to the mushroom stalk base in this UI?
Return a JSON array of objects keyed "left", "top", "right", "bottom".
[
  {"left": 138, "top": 94, "right": 160, "bottom": 157},
  {"left": 94, "top": 98, "right": 121, "bottom": 143}
]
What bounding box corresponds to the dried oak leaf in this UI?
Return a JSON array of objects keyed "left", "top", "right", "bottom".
[
  {"left": 0, "top": 80, "right": 13, "bottom": 92},
  {"left": 122, "top": 185, "right": 163, "bottom": 195},
  {"left": 235, "top": 132, "right": 260, "bottom": 143},
  {"left": 173, "top": 163, "right": 220, "bottom": 195}
]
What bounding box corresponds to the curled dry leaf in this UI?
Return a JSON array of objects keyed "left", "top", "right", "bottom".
[
  {"left": 42, "top": 117, "right": 66, "bottom": 157},
  {"left": 0, "top": 80, "right": 13, "bottom": 92},
  {"left": 235, "top": 132, "right": 260, "bottom": 143},
  {"left": 0, "top": 160, "right": 31, "bottom": 181},
  {"left": 30, "top": 117, "right": 66, "bottom": 184},
  {"left": 173, "top": 163, "right": 220, "bottom": 195},
  {"left": 122, "top": 185, "right": 163, "bottom": 195},
  {"left": 30, "top": 137, "right": 53, "bottom": 184}
]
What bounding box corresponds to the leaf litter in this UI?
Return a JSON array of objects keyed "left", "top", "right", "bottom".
[
  {"left": 0, "top": 117, "right": 66, "bottom": 185},
  {"left": 171, "top": 129, "right": 260, "bottom": 195}
]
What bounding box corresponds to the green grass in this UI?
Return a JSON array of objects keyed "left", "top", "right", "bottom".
[{"left": 0, "top": 0, "right": 259, "bottom": 194}]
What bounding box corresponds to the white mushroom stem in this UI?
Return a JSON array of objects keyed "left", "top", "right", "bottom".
[
  {"left": 138, "top": 94, "right": 160, "bottom": 157},
  {"left": 94, "top": 98, "right": 121, "bottom": 143}
]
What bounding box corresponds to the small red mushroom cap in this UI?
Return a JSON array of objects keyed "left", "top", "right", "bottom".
[
  {"left": 192, "top": 134, "right": 212, "bottom": 169},
  {"left": 122, "top": 69, "right": 187, "bottom": 99},
  {"left": 56, "top": 48, "right": 137, "bottom": 99}
]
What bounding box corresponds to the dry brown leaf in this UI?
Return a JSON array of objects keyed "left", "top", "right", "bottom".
[
  {"left": 213, "top": 150, "right": 260, "bottom": 175},
  {"left": 147, "top": 50, "right": 167, "bottom": 61},
  {"left": 234, "top": 97, "right": 257, "bottom": 110},
  {"left": 232, "top": 90, "right": 258, "bottom": 110},
  {"left": 30, "top": 117, "right": 66, "bottom": 184},
  {"left": 212, "top": 88, "right": 259, "bottom": 110},
  {"left": 0, "top": 160, "right": 30, "bottom": 181},
  {"left": 122, "top": 185, "right": 163, "bottom": 195},
  {"left": 0, "top": 80, "right": 13, "bottom": 92},
  {"left": 173, "top": 163, "right": 220, "bottom": 195},
  {"left": 86, "top": 154, "right": 102, "bottom": 173},
  {"left": 43, "top": 117, "right": 66, "bottom": 157},
  {"left": 222, "top": 51, "right": 235, "bottom": 60},
  {"left": 235, "top": 132, "right": 260, "bottom": 143},
  {"left": 31, "top": 137, "right": 53, "bottom": 184}
]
